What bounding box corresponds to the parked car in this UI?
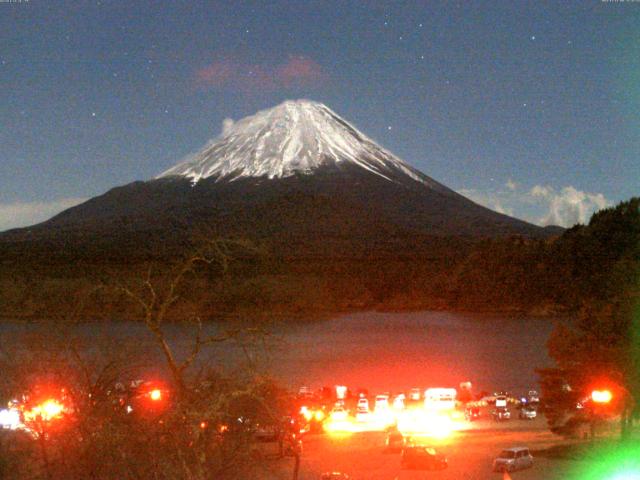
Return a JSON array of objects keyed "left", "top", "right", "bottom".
[
  {"left": 465, "top": 406, "right": 480, "bottom": 421},
  {"left": 355, "top": 410, "right": 369, "bottom": 422},
  {"left": 409, "top": 388, "right": 421, "bottom": 401},
  {"left": 393, "top": 393, "right": 406, "bottom": 410},
  {"left": 375, "top": 394, "right": 390, "bottom": 411},
  {"left": 519, "top": 406, "right": 537, "bottom": 420},
  {"left": 401, "top": 446, "right": 447, "bottom": 470},
  {"left": 355, "top": 398, "right": 369, "bottom": 420},
  {"left": 330, "top": 405, "right": 348, "bottom": 421},
  {"left": 493, "top": 447, "right": 533, "bottom": 472},
  {"left": 254, "top": 424, "right": 280, "bottom": 442},
  {"left": 491, "top": 407, "right": 511, "bottom": 421},
  {"left": 357, "top": 398, "right": 369, "bottom": 412},
  {"left": 298, "top": 386, "right": 314, "bottom": 399},
  {"left": 384, "top": 431, "right": 405, "bottom": 453}
]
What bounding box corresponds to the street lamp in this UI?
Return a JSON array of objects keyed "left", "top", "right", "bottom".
[
  {"left": 589, "top": 389, "right": 614, "bottom": 440},
  {"left": 149, "top": 389, "right": 162, "bottom": 401},
  {"left": 591, "top": 390, "right": 613, "bottom": 404}
]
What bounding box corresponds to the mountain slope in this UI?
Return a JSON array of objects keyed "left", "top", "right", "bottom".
[{"left": 0, "top": 100, "right": 556, "bottom": 262}]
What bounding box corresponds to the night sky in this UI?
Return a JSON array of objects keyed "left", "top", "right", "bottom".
[{"left": 1, "top": 1, "right": 638, "bottom": 230}]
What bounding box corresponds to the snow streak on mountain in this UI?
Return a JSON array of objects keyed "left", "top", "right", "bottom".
[{"left": 159, "top": 99, "right": 435, "bottom": 187}]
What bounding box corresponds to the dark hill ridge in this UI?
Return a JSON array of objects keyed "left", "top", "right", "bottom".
[{"left": 0, "top": 163, "right": 555, "bottom": 262}]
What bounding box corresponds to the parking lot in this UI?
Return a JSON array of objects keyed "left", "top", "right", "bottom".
[{"left": 297, "top": 417, "right": 583, "bottom": 479}]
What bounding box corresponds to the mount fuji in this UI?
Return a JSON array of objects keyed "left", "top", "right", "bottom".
[
  {"left": 0, "top": 100, "right": 558, "bottom": 261},
  {"left": 158, "top": 99, "right": 437, "bottom": 188}
]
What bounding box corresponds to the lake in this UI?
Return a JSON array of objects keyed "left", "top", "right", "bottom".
[{"left": 2, "top": 311, "right": 558, "bottom": 396}]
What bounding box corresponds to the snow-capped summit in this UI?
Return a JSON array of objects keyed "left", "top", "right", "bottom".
[{"left": 158, "top": 99, "right": 429, "bottom": 185}]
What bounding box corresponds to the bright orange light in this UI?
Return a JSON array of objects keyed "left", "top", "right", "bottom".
[
  {"left": 324, "top": 418, "right": 358, "bottom": 435},
  {"left": 592, "top": 390, "right": 612, "bottom": 403},
  {"left": 397, "top": 409, "right": 457, "bottom": 438},
  {"left": 24, "top": 399, "right": 64, "bottom": 423},
  {"left": 42, "top": 400, "right": 63, "bottom": 419},
  {"left": 200, "top": 421, "right": 207, "bottom": 429},
  {"left": 314, "top": 410, "right": 325, "bottom": 422},
  {"left": 300, "top": 406, "right": 313, "bottom": 422},
  {"left": 150, "top": 389, "right": 162, "bottom": 401}
]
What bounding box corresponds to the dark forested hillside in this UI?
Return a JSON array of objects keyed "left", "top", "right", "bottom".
[
  {"left": 446, "top": 197, "right": 639, "bottom": 314},
  {"left": 0, "top": 198, "right": 637, "bottom": 323}
]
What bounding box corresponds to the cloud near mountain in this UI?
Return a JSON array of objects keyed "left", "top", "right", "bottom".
[
  {"left": 532, "top": 185, "right": 609, "bottom": 227},
  {"left": 459, "top": 180, "right": 610, "bottom": 228},
  {"left": 194, "top": 56, "right": 326, "bottom": 92},
  {"left": 0, "top": 197, "right": 87, "bottom": 232}
]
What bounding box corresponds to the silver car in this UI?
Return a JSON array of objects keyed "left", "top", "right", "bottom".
[
  {"left": 519, "top": 406, "right": 537, "bottom": 420},
  {"left": 493, "top": 447, "right": 533, "bottom": 472}
]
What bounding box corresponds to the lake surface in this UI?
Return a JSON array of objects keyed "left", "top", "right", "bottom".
[
  {"left": 265, "top": 311, "right": 556, "bottom": 394},
  {"left": 2, "top": 311, "right": 558, "bottom": 396}
]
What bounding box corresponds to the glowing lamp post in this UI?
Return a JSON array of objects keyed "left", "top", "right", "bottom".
[
  {"left": 149, "top": 389, "right": 162, "bottom": 401},
  {"left": 589, "top": 389, "right": 613, "bottom": 440},
  {"left": 591, "top": 390, "right": 612, "bottom": 404}
]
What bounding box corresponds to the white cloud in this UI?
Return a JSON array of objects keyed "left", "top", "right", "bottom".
[
  {"left": 458, "top": 182, "right": 610, "bottom": 228},
  {"left": 533, "top": 185, "right": 610, "bottom": 227},
  {"left": 505, "top": 179, "right": 518, "bottom": 191},
  {"left": 492, "top": 201, "right": 515, "bottom": 216},
  {"left": 0, "top": 197, "right": 87, "bottom": 232},
  {"left": 221, "top": 118, "right": 234, "bottom": 136},
  {"left": 530, "top": 185, "right": 552, "bottom": 198}
]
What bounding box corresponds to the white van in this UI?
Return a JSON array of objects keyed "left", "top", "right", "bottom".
[
  {"left": 356, "top": 398, "right": 369, "bottom": 422},
  {"left": 492, "top": 447, "right": 533, "bottom": 472}
]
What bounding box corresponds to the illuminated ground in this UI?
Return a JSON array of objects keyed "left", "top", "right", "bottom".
[{"left": 297, "top": 417, "right": 585, "bottom": 479}]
